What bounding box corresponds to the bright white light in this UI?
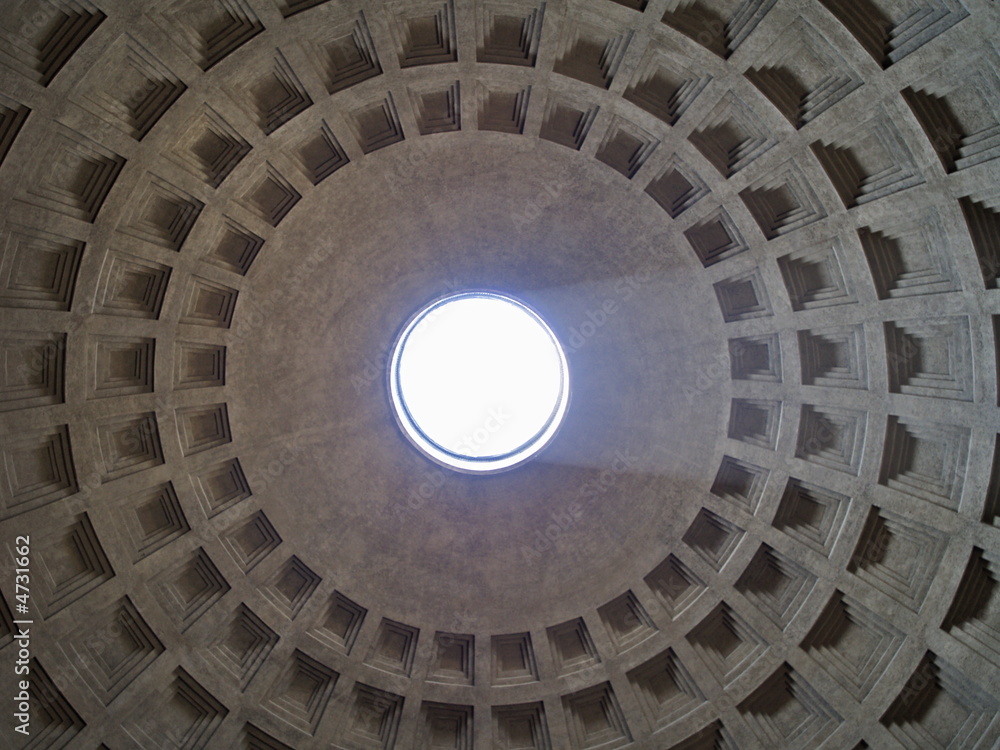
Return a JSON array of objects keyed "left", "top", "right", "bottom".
[{"left": 389, "top": 292, "right": 569, "bottom": 473}]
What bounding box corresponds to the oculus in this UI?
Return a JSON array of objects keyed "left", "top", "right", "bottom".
[{"left": 388, "top": 291, "right": 570, "bottom": 473}]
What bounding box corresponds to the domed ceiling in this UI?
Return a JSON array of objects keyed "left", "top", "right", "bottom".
[{"left": 1, "top": 0, "right": 1000, "bottom": 748}]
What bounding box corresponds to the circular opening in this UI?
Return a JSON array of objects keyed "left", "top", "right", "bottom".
[{"left": 389, "top": 291, "right": 570, "bottom": 473}]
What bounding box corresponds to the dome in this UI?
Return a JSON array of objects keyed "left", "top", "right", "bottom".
[{"left": 1, "top": 0, "right": 999, "bottom": 748}]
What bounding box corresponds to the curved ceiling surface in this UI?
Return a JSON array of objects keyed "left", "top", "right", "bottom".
[{"left": 0, "top": 0, "right": 999, "bottom": 749}]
